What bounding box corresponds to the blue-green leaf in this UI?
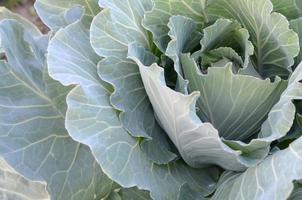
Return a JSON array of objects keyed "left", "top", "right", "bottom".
[
  {"left": 90, "top": 0, "right": 152, "bottom": 58},
  {"left": 0, "top": 20, "right": 114, "bottom": 200},
  {"left": 212, "top": 137, "right": 302, "bottom": 200},
  {"left": 34, "top": 0, "right": 99, "bottom": 30},
  {"left": 0, "top": 158, "right": 49, "bottom": 200}
]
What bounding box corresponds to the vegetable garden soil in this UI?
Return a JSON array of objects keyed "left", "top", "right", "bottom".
[{"left": 1, "top": 0, "right": 49, "bottom": 33}]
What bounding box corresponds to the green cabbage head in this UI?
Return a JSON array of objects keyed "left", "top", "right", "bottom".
[{"left": 1, "top": 0, "right": 302, "bottom": 199}]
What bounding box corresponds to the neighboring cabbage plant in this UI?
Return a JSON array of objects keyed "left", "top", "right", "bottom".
[{"left": 1, "top": 0, "right": 302, "bottom": 199}]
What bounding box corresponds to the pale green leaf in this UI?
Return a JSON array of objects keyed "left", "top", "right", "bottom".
[
  {"left": 181, "top": 54, "right": 286, "bottom": 141},
  {"left": 0, "top": 20, "right": 114, "bottom": 200},
  {"left": 200, "top": 18, "right": 253, "bottom": 68},
  {"left": 212, "top": 137, "right": 302, "bottom": 200},
  {"left": 34, "top": 0, "right": 99, "bottom": 30},
  {"left": 48, "top": 20, "right": 103, "bottom": 86},
  {"left": 143, "top": 0, "right": 207, "bottom": 52},
  {"left": 90, "top": 0, "right": 152, "bottom": 58},
  {"left": 223, "top": 61, "right": 302, "bottom": 163},
  {"left": 0, "top": 158, "right": 49, "bottom": 200},
  {"left": 271, "top": 0, "right": 302, "bottom": 20},
  {"left": 207, "top": 0, "right": 300, "bottom": 78},
  {"left": 0, "top": 7, "right": 41, "bottom": 54},
  {"left": 0, "top": 7, "right": 41, "bottom": 36}
]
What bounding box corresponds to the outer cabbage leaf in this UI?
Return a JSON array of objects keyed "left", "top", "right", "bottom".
[
  {"left": 48, "top": 20, "right": 103, "bottom": 87},
  {"left": 90, "top": 0, "right": 152, "bottom": 58},
  {"left": 212, "top": 137, "right": 302, "bottom": 200},
  {"left": 0, "top": 7, "right": 41, "bottom": 36},
  {"left": 34, "top": 0, "right": 99, "bottom": 30},
  {"left": 207, "top": 0, "right": 299, "bottom": 78},
  {"left": 0, "top": 20, "right": 114, "bottom": 200},
  {"left": 0, "top": 7, "right": 41, "bottom": 53},
  {"left": 271, "top": 0, "right": 302, "bottom": 20},
  {"left": 0, "top": 158, "right": 49, "bottom": 200},
  {"left": 143, "top": 0, "right": 207, "bottom": 52}
]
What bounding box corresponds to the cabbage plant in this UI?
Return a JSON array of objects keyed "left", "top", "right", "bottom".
[{"left": 1, "top": 0, "right": 302, "bottom": 199}]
